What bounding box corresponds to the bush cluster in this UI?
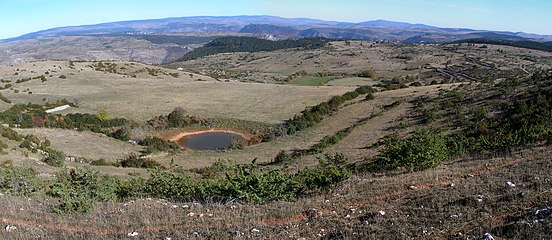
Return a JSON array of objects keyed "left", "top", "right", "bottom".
[
  {"left": 0, "top": 154, "right": 351, "bottom": 213},
  {"left": 376, "top": 129, "right": 449, "bottom": 171}
]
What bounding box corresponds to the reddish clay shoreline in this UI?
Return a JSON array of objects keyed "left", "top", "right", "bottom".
[{"left": 166, "top": 129, "right": 252, "bottom": 142}]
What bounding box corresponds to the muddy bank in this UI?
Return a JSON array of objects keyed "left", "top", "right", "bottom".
[{"left": 162, "top": 128, "right": 253, "bottom": 142}]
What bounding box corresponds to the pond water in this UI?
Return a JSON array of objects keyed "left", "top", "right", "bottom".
[{"left": 177, "top": 132, "right": 245, "bottom": 150}]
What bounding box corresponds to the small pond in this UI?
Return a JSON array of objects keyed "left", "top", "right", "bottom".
[{"left": 177, "top": 132, "right": 246, "bottom": 150}]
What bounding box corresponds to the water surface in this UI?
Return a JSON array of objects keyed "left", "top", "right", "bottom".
[{"left": 177, "top": 132, "right": 245, "bottom": 150}]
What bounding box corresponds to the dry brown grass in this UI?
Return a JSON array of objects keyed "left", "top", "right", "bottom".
[
  {"left": 0, "top": 147, "right": 549, "bottom": 239},
  {"left": 170, "top": 41, "right": 552, "bottom": 84},
  {"left": 0, "top": 61, "right": 352, "bottom": 124},
  {"left": 14, "top": 128, "right": 142, "bottom": 161}
]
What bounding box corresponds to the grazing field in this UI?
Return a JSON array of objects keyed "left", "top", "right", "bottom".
[
  {"left": 288, "top": 76, "right": 335, "bottom": 86},
  {"left": 169, "top": 40, "right": 552, "bottom": 85},
  {"left": 0, "top": 61, "right": 352, "bottom": 123},
  {"left": 1, "top": 41, "right": 552, "bottom": 240},
  {"left": 15, "top": 128, "right": 142, "bottom": 161},
  {"left": 326, "top": 77, "right": 378, "bottom": 86}
]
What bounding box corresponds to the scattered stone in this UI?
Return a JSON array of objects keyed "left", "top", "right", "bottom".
[
  {"left": 171, "top": 205, "right": 178, "bottom": 208},
  {"left": 518, "top": 192, "right": 527, "bottom": 198},
  {"left": 535, "top": 207, "right": 551, "bottom": 216},
  {"left": 182, "top": 204, "right": 189, "bottom": 208},
  {"left": 378, "top": 210, "right": 386, "bottom": 216},
  {"left": 164, "top": 237, "right": 172, "bottom": 240},
  {"left": 304, "top": 208, "right": 321, "bottom": 220},
  {"left": 187, "top": 212, "right": 195, "bottom": 217},
  {"left": 251, "top": 228, "right": 260, "bottom": 234},
  {"left": 482, "top": 232, "right": 495, "bottom": 240},
  {"left": 477, "top": 194, "right": 487, "bottom": 202},
  {"left": 506, "top": 181, "right": 516, "bottom": 187},
  {"left": 127, "top": 231, "right": 139, "bottom": 237},
  {"left": 4, "top": 225, "right": 17, "bottom": 232},
  {"left": 358, "top": 213, "right": 377, "bottom": 224},
  {"left": 449, "top": 183, "right": 455, "bottom": 187},
  {"left": 409, "top": 185, "right": 418, "bottom": 190}
]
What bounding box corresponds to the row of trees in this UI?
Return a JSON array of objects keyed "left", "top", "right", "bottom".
[{"left": 180, "top": 36, "right": 331, "bottom": 61}]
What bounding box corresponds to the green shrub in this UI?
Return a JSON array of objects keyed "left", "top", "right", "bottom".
[
  {"left": 294, "top": 153, "right": 351, "bottom": 194},
  {"left": 110, "top": 127, "right": 130, "bottom": 141},
  {"left": 42, "top": 149, "right": 66, "bottom": 167},
  {"left": 355, "top": 85, "right": 376, "bottom": 94},
  {"left": 141, "top": 137, "right": 180, "bottom": 153},
  {"left": 0, "top": 139, "right": 8, "bottom": 154},
  {"left": 0, "top": 92, "right": 11, "bottom": 103},
  {"left": 357, "top": 70, "right": 377, "bottom": 78},
  {"left": 90, "top": 158, "right": 113, "bottom": 166},
  {"left": 116, "top": 153, "right": 164, "bottom": 169},
  {"left": 227, "top": 140, "right": 245, "bottom": 150},
  {"left": 0, "top": 167, "right": 43, "bottom": 196},
  {"left": 377, "top": 129, "right": 449, "bottom": 171},
  {"left": 218, "top": 163, "right": 301, "bottom": 203},
  {"left": 365, "top": 92, "right": 375, "bottom": 101},
  {"left": 49, "top": 169, "right": 121, "bottom": 214},
  {"left": 273, "top": 150, "right": 292, "bottom": 164}
]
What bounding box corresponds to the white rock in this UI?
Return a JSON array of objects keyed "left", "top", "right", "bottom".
[
  {"left": 379, "top": 210, "right": 386, "bottom": 216},
  {"left": 182, "top": 204, "right": 189, "bottom": 208},
  {"left": 45, "top": 105, "right": 71, "bottom": 113},
  {"left": 127, "top": 231, "right": 139, "bottom": 237},
  {"left": 482, "top": 232, "right": 495, "bottom": 240},
  {"left": 4, "top": 225, "right": 17, "bottom": 232},
  {"left": 171, "top": 205, "right": 178, "bottom": 208},
  {"left": 409, "top": 185, "right": 418, "bottom": 190},
  {"left": 507, "top": 181, "right": 516, "bottom": 187},
  {"left": 251, "top": 228, "right": 260, "bottom": 234},
  {"left": 187, "top": 212, "right": 195, "bottom": 217}
]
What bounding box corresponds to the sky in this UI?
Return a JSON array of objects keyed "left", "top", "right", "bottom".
[{"left": 0, "top": 0, "right": 550, "bottom": 39}]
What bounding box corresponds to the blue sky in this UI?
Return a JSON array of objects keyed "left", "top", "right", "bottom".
[{"left": 0, "top": 0, "right": 550, "bottom": 39}]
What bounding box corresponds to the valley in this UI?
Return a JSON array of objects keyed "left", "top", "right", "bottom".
[{"left": 0, "top": 14, "right": 551, "bottom": 240}]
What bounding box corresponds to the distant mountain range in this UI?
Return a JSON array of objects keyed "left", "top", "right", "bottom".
[
  {"left": 0, "top": 15, "right": 551, "bottom": 66},
  {"left": 3, "top": 15, "right": 552, "bottom": 43}
]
